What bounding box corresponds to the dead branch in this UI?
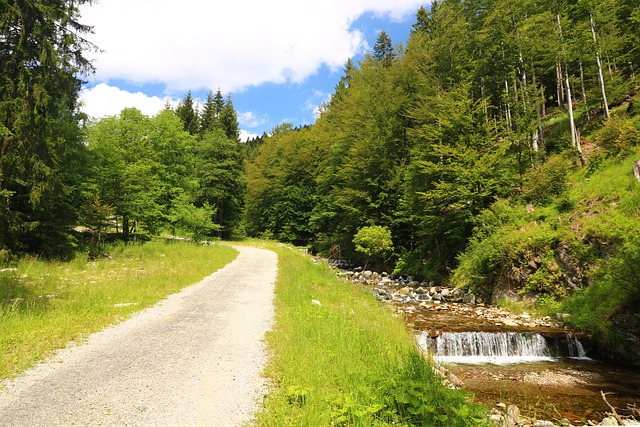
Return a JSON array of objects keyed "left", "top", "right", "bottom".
[{"left": 601, "top": 390, "right": 625, "bottom": 425}]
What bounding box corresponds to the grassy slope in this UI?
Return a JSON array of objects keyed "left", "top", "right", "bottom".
[
  {"left": 0, "top": 240, "right": 238, "bottom": 380},
  {"left": 252, "top": 241, "right": 484, "bottom": 427},
  {"left": 451, "top": 104, "right": 640, "bottom": 365}
]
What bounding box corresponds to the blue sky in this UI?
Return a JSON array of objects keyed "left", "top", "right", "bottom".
[{"left": 78, "top": 1, "right": 426, "bottom": 140}]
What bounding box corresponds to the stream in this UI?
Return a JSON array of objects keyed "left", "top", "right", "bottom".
[{"left": 338, "top": 268, "right": 640, "bottom": 425}]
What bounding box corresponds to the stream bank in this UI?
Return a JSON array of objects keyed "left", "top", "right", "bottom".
[{"left": 334, "top": 266, "right": 640, "bottom": 426}]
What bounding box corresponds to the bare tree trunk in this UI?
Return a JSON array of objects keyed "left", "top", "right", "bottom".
[
  {"left": 556, "top": 3, "right": 585, "bottom": 165},
  {"left": 532, "top": 68, "right": 544, "bottom": 153},
  {"left": 505, "top": 80, "right": 513, "bottom": 129},
  {"left": 579, "top": 60, "right": 590, "bottom": 122},
  {"left": 634, "top": 160, "right": 640, "bottom": 182},
  {"left": 590, "top": 13, "right": 610, "bottom": 119},
  {"left": 564, "top": 64, "right": 578, "bottom": 148},
  {"left": 556, "top": 62, "right": 565, "bottom": 109}
]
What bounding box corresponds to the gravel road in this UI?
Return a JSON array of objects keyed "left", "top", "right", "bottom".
[{"left": 0, "top": 245, "right": 277, "bottom": 427}]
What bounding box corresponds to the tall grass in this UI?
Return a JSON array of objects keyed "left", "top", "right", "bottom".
[
  {"left": 0, "top": 240, "right": 237, "bottom": 380},
  {"left": 253, "top": 242, "right": 484, "bottom": 426}
]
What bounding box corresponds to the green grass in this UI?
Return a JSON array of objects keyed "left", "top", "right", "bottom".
[
  {"left": 0, "top": 239, "right": 237, "bottom": 380},
  {"left": 251, "top": 241, "right": 484, "bottom": 426}
]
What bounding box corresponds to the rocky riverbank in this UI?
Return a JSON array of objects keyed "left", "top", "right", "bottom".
[
  {"left": 332, "top": 266, "right": 640, "bottom": 427},
  {"left": 336, "top": 269, "right": 568, "bottom": 333}
]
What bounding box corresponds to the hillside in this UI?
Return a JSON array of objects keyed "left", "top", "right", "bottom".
[{"left": 451, "top": 104, "right": 640, "bottom": 367}]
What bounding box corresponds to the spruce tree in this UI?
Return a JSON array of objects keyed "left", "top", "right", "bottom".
[
  {"left": 0, "top": 0, "right": 94, "bottom": 257},
  {"left": 175, "top": 91, "right": 199, "bottom": 135},
  {"left": 200, "top": 90, "right": 220, "bottom": 135},
  {"left": 373, "top": 30, "right": 396, "bottom": 66},
  {"left": 219, "top": 95, "right": 240, "bottom": 141}
]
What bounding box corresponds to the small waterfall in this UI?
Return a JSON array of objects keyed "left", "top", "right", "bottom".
[
  {"left": 417, "top": 331, "right": 560, "bottom": 364},
  {"left": 566, "top": 333, "right": 588, "bottom": 359}
]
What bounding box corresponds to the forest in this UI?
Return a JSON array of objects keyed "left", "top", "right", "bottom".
[
  {"left": 244, "top": 0, "right": 640, "bottom": 364},
  {"left": 2, "top": 0, "right": 640, "bottom": 364}
]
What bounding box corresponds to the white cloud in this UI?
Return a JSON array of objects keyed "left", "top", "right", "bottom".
[
  {"left": 238, "top": 111, "right": 269, "bottom": 129},
  {"left": 240, "top": 130, "right": 260, "bottom": 142},
  {"left": 79, "top": 83, "right": 177, "bottom": 118},
  {"left": 304, "top": 90, "right": 332, "bottom": 119},
  {"left": 78, "top": 0, "right": 424, "bottom": 93}
]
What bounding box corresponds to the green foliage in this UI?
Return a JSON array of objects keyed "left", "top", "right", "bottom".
[
  {"left": 0, "top": 0, "right": 94, "bottom": 257},
  {"left": 245, "top": 127, "right": 323, "bottom": 245},
  {"left": 522, "top": 156, "right": 569, "bottom": 204},
  {"left": 254, "top": 242, "right": 485, "bottom": 426},
  {"left": 353, "top": 225, "right": 394, "bottom": 266},
  {"left": 168, "top": 193, "right": 219, "bottom": 243},
  {"left": 594, "top": 115, "right": 640, "bottom": 154},
  {"left": 195, "top": 129, "right": 246, "bottom": 239}
]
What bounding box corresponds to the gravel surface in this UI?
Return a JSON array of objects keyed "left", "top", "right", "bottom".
[{"left": 0, "top": 245, "right": 277, "bottom": 427}]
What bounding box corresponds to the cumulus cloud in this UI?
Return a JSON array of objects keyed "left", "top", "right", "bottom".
[
  {"left": 238, "top": 111, "right": 269, "bottom": 129},
  {"left": 305, "top": 90, "right": 332, "bottom": 119},
  {"left": 78, "top": 0, "right": 424, "bottom": 93},
  {"left": 79, "top": 84, "right": 177, "bottom": 118}
]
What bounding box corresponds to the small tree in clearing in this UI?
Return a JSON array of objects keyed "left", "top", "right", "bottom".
[{"left": 353, "top": 225, "right": 394, "bottom": 270}]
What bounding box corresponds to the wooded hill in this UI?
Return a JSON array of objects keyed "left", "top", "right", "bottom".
[{"left": 244, "top": 1, "right": 640, "bottom": 365}]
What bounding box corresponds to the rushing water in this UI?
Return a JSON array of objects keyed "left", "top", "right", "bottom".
[
  {"left": 409, "top": 311, "right": 640, "bottom": 424},
  {"left": 416, "top": 331, "right": 586, "bottom": 365},
  {"left": 353, "top": 276, "right": 640, "bottom": 424}
]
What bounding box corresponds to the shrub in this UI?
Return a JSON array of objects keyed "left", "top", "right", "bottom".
[
  {"left": 353, "top": 225, "right": 394, "bottom": 268},
  {"left": 595, "top": 115, "right": 640, "bottom": 154},
  {"left": 522, "top": 156, "right": 569, "bottom": 205}
]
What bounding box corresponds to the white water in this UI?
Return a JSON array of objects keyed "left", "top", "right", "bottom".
[{"left": 417, "top": 331, "right": 566, "bottom": 365}]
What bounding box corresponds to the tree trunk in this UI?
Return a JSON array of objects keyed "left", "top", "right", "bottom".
[
  {"left": 556, "top": 62, "right": 564, "bottom": 109},
  {"left": 504, "top": 80, "right": 512, "bottom": 129},
  {"left": 590, "top": 13, "right": 610, "bottom": 119},
  {"left": 556, "top": 3, "right": 585, "bottom": 166},
  {"left": 532, "top": 68, "right": 545, "bottom": 151},
  {"left": 123, "top": 216, "right": 129, "bottom": 242},
  {"left": 579, "top": 60, "right": 590, "bottom": 121},
  {"left": 634, "top": 160, "right": 640, "bottom": 182}
]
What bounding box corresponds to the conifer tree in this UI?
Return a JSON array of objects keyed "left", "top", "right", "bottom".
[
  {"left": 0, "top": 0, "right": 95, "bottom": 257},
  {"left": 175, "top": 91, "right": 200, "bottom": 135},
  {"left": 219, "top": 95, "right": 240, "bottom": 141},
  {"left": 200, "top": 90, "right": 220, "bottom": 135},
  {"left": 373, "top": 30, "right": 396, "bottom": 66}
]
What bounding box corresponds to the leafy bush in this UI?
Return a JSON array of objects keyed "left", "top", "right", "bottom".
[
  {"left": 353, "top": 225, "right": 394, "bottom": 268},
  {"left": 522, "top": 156, "right": 569, "bottom": 204},
  {"left": 595, "top": 115, "right": 640, "bottom": 154}
]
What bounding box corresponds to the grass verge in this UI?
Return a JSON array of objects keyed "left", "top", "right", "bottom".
[
  {"left": 252, "top": 241, "right": 485, "bottom": 426},
  {"left": 0, "top": 239, "right": 237, "bottom": 381}
]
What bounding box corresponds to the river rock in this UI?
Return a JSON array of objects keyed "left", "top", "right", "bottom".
[
  {"left": 532, "top": 421, "right": 555, "bottom": 427},
  {"left": 489, "top": 414, "right": 504, "bottom": 426},
  {"left": 506, "top": 405, "right": 520, "bottom": 427},
  {"left": 600, "top": 417, "right": 619, "bottom": 426},
  {"left": 463, "top": 292, "right": 476, "bottom": 304}
]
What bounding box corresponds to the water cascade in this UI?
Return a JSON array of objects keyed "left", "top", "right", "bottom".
[{"left": 417, "top": 331, "right": 588, "bottom": 365}]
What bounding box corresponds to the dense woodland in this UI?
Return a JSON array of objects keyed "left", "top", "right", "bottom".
[
  {"left": 2, "top": 1, "right": 640, "bottom": 364},
  {"left": 244, "top": 1, "right": 640, "bottom": 364}
]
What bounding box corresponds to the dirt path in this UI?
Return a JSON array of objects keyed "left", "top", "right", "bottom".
[{"left": 0, "top": 245, "right": 277, "bottom": 426}]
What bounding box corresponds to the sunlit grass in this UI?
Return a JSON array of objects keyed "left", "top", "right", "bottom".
[
  {"left": 252, "top": 242, "right": 483, "bottom": 426},
  {"left": 0, "top": 239, "right": 237, "bottom": 380}
]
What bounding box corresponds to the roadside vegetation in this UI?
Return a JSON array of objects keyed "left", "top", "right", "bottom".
[
  {"left": 253, "top": 241, "right": 485, "bottom": 427},
  {"left": 0, "top": 240, "right": 237, "bottom": 380}
]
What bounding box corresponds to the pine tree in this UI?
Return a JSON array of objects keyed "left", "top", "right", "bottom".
[
  {"left": 200, "top": 90, "right": 220, "bottom": 135},
  {"left": 175, "top": 91, "right": 199, "bottom": 135},
  {"left": 219, "top": 95, "right": 240, "bottom": 141},
  {"left": 373, "top": 30, "right": 396, "bottom": 66},
  {"left": 0, "top": 0, "right": 95, "bottom": 257}
]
